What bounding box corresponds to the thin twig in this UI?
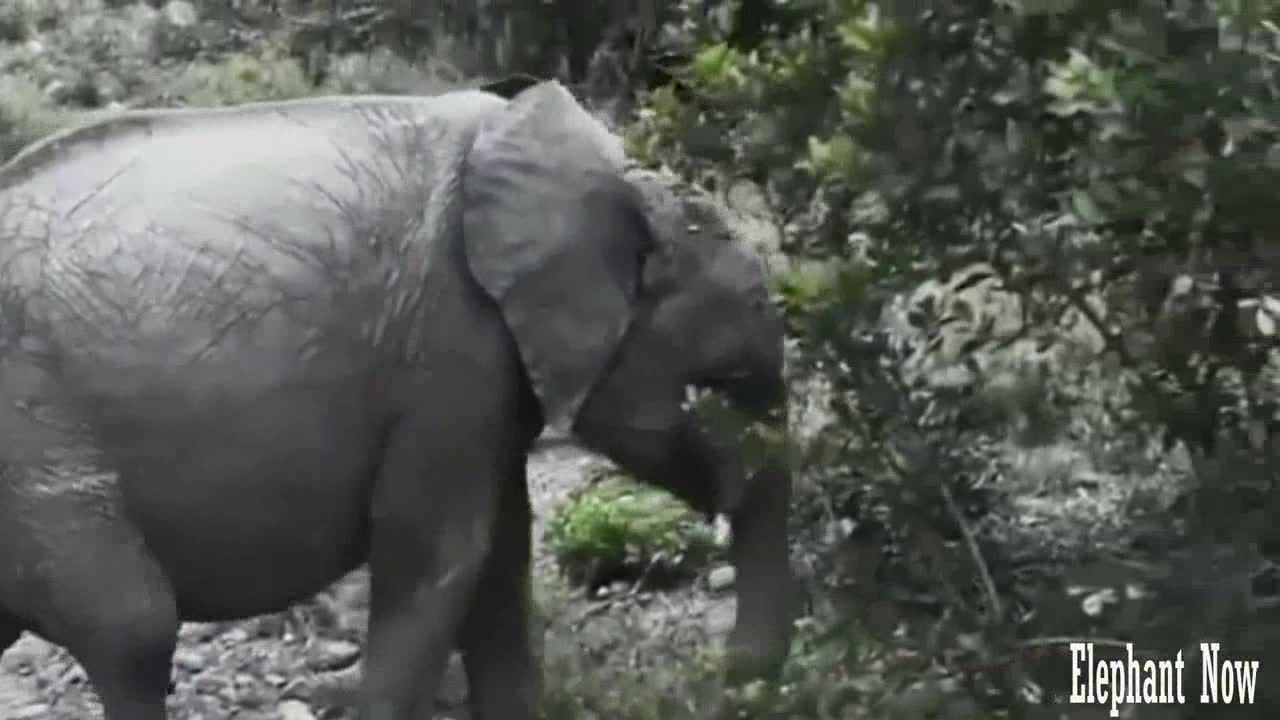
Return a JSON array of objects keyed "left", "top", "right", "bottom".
[
  {"left": 1019, "top": 636, "right": 1143, "bottom": 651},
  {"left": 939, "top": 478, "right": 1004, "bottom": 622}
]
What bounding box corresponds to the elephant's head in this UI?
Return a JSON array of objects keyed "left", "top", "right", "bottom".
[{"left": 462, "top": 80, "right": 795, "bottom": 673}]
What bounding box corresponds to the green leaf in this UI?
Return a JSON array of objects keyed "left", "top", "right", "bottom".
[
  {"left": 836, "top": 14, "right": 888, "bottom": 54},
  {"left": 1070, "top": 189, "right": 1105, "bottom": 224},
  {"left": 1044, "top": 74, "right": 1082, "bottom": 101},
  {"left": 691, "top": 42, "right": 743, "bottom": 92}
]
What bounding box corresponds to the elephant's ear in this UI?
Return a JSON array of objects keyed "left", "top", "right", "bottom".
[{"left": 461, "top": 81, "right": 651, "bottom": 432}]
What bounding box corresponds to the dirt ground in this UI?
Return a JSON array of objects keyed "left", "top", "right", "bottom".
[{"left": 0, "top": 440, "right": 737, "bottom": 719}]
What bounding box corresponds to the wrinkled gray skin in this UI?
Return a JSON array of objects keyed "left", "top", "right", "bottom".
[{"left": 0, "top": 79, "right": 794, "bottom": 719}]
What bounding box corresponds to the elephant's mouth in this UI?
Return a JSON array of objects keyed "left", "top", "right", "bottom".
[{"left": 693, "top": 369, "right": 787, "bottom": 422}]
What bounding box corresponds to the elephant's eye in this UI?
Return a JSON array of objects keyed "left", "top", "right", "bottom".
[
  {"left": 635, "top": 236, "right": 660, "bottom": 294},
  {"left": 638, "top": 243, "right": 678, "bottom": 296}
]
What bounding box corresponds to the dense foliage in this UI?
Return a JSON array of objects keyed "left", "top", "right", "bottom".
[{"left": 629, "top": 0, "right": 1280, "bottom": 715}]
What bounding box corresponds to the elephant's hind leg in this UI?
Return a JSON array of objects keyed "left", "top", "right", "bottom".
[
  {"left": 459, "top": 453, "right": 538, "bottom": 720},
  {"left": 1, "top": 461, "right": 177, "bottom": 720},
  {"left": 0, "top": 466, "right": 27, "bottom": 657}
]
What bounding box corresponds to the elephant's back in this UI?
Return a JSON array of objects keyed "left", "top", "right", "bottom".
[
  {"left": 0, "top": 88, "right": 500, "bottom": 317},
  {"left": 0, "top": 89, "right": 503, "bottom": 213},
  {"left": 0, "top": 91, "right": 501, "bottom": 432}
]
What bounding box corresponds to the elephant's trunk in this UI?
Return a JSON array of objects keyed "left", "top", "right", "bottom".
[
  {"left": 709, "top": 327, "right": 795, "bottom": 675},
  {"left": 725, "top": 455, "right": 796, "bottom": 679}
]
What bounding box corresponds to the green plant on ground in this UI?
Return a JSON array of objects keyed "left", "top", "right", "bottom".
[
  {"left": 174, "top": 46, "right": 315, "bottom": 107},
  {"left": 546, "top": 470, "right": 717, "bottom": 591}
]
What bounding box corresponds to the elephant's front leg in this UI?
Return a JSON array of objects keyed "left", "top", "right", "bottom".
[
  {"left": 457, "top": 451, "right": 539, "bottom": 720},
  {"left": 359, "top": 408, "right": 504, "bottom": 720}
]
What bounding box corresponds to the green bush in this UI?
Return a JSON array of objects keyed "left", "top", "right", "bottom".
[
  {"left": 321, "top": 48, "right": 479, "bottom": 96},
  {"left": 627, "top": 0, "right": 1280, "bottom": 715},
  {"left": 0, "top": 76, "right": 70, "bottom": 163},
  {"left": 546, "top": 471, "right": 717, "bottom": 590},
  {"left": 0, "top": 1, "right": 31, "bottom": 43},
  {"left": 173, "top": 47, "right": 315, "bottom": 107},
  {"left": 0, "top": 0, "right": 62, "bottom": 41}
]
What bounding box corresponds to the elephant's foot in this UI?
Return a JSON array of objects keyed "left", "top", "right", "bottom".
[
  {"left": 75, "top": 625, "right": 176, "bottom": 720},
  {"left": 360, "top": 563, "right": 478, "bottom": 720},
  {"left": 458, "top": 458, "right": 539, "bottom": 720},
  {"left": 1, "top": 462, "right": 178, "bottom": 720}
]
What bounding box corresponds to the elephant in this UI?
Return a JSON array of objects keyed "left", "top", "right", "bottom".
[{"left": 0, "top": 78, "right": 795, "bottom": 719}]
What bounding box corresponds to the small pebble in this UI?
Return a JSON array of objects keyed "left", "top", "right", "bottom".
[
  {"left": 278, "top": 698, "right": 318, "bottom": 720},
  {"left": 304, "top": 639, "right": 361, "bottom": 671},
  {"left": 9, "top": 703, "right": 50, "bottom": 720},
  {"left": 193, "top": 675, "right": 226, "bottom": 695},
  {"left": 707, "top": 565, "right": 736, "bottom": 591},
  {"left": 172, "top": 648, "right": 206, "bottom": 673}
]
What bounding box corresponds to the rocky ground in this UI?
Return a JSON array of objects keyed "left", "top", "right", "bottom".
[{"left": 0, "top": 439, "right": 742, "bottom": 719}]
